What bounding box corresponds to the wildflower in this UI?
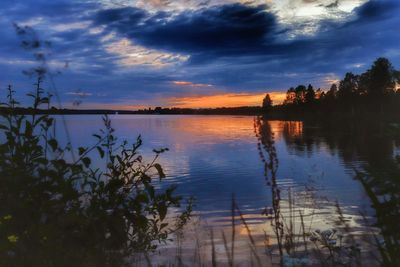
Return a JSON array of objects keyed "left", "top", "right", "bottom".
[{"left": 7, "top": 235, "right": 18, "bottom": 243}]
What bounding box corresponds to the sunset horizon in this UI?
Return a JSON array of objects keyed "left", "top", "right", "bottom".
[
  {"left": 1, "top": 1, "right": 400, "bottom": 266},
  {"left": 2, "top": 0, "right": 399, "bottom": 110}
]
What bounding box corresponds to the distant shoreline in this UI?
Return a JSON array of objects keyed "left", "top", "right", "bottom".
[
  {"left": 0, "top": 106, "right": 264, "bottom": 116},
  {"left": 2, "top": 107, "right": 400, "bottom": 122}
]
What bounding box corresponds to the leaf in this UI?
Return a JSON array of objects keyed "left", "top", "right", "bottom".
[
  {"left": 96, "top": 146, "right": 105, "bottom": 158},
  {"left": 137, "top": 215, "right": 148, "bottom": 228},
  {"left": 25, "top": 121, "right": 33, "bottom": 137},
  {"left": 82, "top": 157, "right": 91, "bottom": 168},
  {"left": 136, "top": 193, "right": 149, "bottom": 204},
  {"left": 160, "top": 223, "right": 168, "bottom": 230},
  {"left": 146, "top": 184, "right": 155, "bottom": 198},
  {"left": 153, "top": 148, "right": 169, "bottom": 154},
  {"left": 78, "top": 147, "right": 86, "bottom": 156},
  {"left": 93, "top": 134, "right": 101, "bottom": 140},
  {"left": 38, "top": 158, "right": 50, "bottom": 166},
  {"left": 154, "top": 163, "right": 166, "bottom": 179},
  {"left": 48, "top": 139, "right": 58, "bottom": 151},
  {"left": 158, "top": 203, "right": 167, "bottom": 221}
]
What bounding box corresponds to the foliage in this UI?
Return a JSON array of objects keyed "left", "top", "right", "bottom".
[
  {"left": 0, "top": 78, "right": 192, "bottom": 266},
  {"left": 278, "top": 57, "right": 400, "bottom": 114},
  {"left": 338, "top": 72, "right": 359, "bottom": 100},
  {"left": 262, "top": 93, "right": 273, "bottom": 112},
  {"left": 305, "top": 84, "right": 316, "bottom": 104}
]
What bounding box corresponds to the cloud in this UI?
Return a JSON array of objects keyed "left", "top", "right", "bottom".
[
  {"left": 172, "top": 81, "right": 213, "bottom": 87},
  {"left": 354, "top": 0, "right": 399, "bottom": 21},
  {"left": 104, "top": 38, "right": 189, "bottom": 68},
  {"left": 323, "top": 75, "right": 341, "bottom": 86},
  {"left": 94, "top": 4, "right": 277, "bottom": 55},
  {"left": 66, "top": 91, "right": 93, "bottom": 97},
  {"left": 94, "top": 7, "right": 148, "bottom": 26},
  {"left": 91, "top": 0, "right": 400, "bottom": 74},
  {"left": 0, "top": 0, "right": 97, "bottom": 23}
]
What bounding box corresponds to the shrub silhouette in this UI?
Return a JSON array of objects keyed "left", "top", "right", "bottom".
[{"left": 0, "top": 78, "right": 192, "bottom": 266}]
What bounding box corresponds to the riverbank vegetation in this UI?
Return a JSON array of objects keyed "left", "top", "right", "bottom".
[
  {"left": 269, "top": 57, "right": 400, "bottom": 117},
  {"left": 0, "top": 79, "right": 192, "bottom": 266}
]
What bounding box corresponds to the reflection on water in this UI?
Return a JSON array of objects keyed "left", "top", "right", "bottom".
[
  {"left": 59, "top": 115, "right": 397, "bottom": 215},
  {"left": 278, "top": 118, "right": 400, "bottom": 265},
  {"left": 60, "top": 115, "right": 399, "bottom": 264}
]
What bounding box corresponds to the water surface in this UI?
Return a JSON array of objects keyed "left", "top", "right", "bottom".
[{"left": 57, "top": 115, "right": 398, "bottom": 229}]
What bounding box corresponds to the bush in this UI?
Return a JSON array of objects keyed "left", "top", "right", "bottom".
[{"left": 0, "top": 78, "right": 192, "bottom": 266}]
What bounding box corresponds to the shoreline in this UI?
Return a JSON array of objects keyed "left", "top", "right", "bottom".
[{"left": 2, "top": 107, "right": 400, "bottom": 123}]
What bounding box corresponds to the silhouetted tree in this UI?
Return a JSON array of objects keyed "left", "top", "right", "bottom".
[
  {"left": 284, "top": 87, "right": 296, "bottom": 105},
  {"left": 338, "top": 72, "right": 358, "bottom": 100},
  {"left": 262, "top": 93, "right": 273, "bottom": 112},
  {"left": 368, "top": 57, "right": 396, "bottom": 96},
  {"left": 315, "top": 88, "right": 323, "bottom": 100},
  {"left": 325, "top": 84, "right": 337, "bottom": 100},
  {"left": 268, "top": 57, "right": 400, "bottom": 116},
  {"left": 305, "top": 84, "right": 316, "bottom": 104},
  {"left": 357, "top": 72, "right": 370, "bottom": 96},
  {"left": 294, "top": 85, "right": 307, "bottom": 104}
]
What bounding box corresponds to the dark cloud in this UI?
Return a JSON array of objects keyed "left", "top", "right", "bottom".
[
  {"left": 91, "top": 0, "right": 400, "bottom": 73},
  {"left": 354, "top": 0, "right": 400, "bottom": 21},
  {"left": 94, "top": 7, "right": 148, "bottom": 26},
  {"left": 95, "top": 4, "right": 277, "bottom": 55}
]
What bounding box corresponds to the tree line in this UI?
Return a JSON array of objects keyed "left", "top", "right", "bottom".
[{"left": 263, "top": 57, "right": 400, "bottom": 115}]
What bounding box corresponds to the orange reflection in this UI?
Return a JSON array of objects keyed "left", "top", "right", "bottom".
[
  {"left": 168, "top": 116, "right": 256, "bottom": 143},
  {"left": 157, "top": 117, "right": 288, "bottom": 144},
  {"left": 283, "top": 121, "right": 304, "bottom": 138}
]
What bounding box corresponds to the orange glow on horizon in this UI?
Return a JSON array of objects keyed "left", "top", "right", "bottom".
[
  {"left": 164, "top": 92, "right": 286, "bottom": 109},
  {"left": 68, "top": 92, "right": 287, "bottom": 110}
]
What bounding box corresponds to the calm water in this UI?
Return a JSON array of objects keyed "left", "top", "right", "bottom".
[
  {"left": 56, "top": 115, "right": 399, "bottom": 233},
  {"left": 3, "top": 114, "right": 391, "bottom": 264}
]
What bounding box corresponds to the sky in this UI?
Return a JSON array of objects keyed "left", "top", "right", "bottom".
[{"left": 0, "top": 0, "right": 399, "bottom": 109}]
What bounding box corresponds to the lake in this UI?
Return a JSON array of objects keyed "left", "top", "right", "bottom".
[{"left": 55, "top": 115, "right": 399, "bottom": 264}]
